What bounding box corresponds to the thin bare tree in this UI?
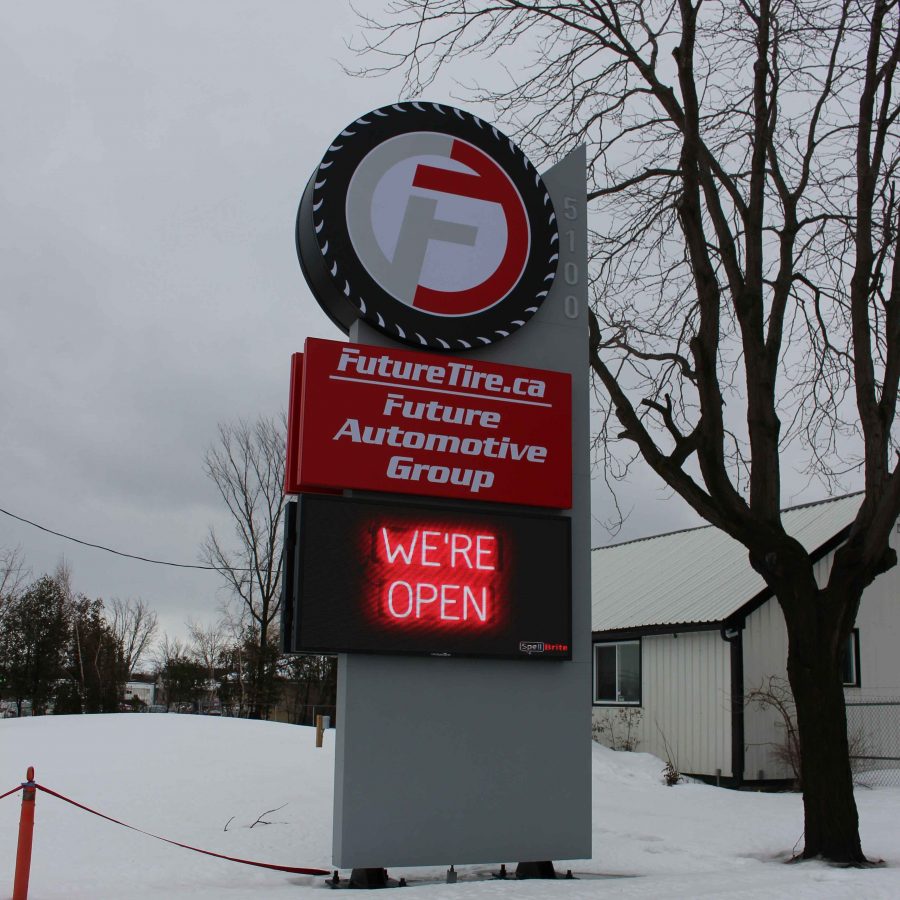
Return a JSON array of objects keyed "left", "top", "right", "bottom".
[
  {"left": 187, "top": 617, "right": 229, "bottom": 710},
  {"left": 219, "top": 607, "right": 249, "bottom": 717},
  {"left": 52, "top": 559, "right": 84, "bottom": 694},
  {"left": 201, "top": 415, "right": 287, "bottom": 718},
  {"left": 0, "top": 546, "right": 29, "bottom": 609},
  {"left": 153, "top": 632, "right": 207, "bottom": 711},
  {"left": 354, "top": 0, "right": 900, "bottom": 864},
  {"left": 153, "top": 633, "right": 187, "bottom": 674},
  {"left": 110, "top": 597, "right": 158, "bottom": 677}
]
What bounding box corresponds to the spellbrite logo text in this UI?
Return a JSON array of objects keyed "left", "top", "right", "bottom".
[{"left": 518, "top": 641, "right": 570, "bottom": 656}]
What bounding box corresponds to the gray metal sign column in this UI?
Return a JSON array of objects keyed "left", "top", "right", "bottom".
[{"left": 333, "top": 147, "right": 591, "bottom": 868}]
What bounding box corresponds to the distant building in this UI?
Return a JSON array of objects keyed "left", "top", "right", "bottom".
[
  {"left": 125, "top": 677, "right": 156, "bottom": 708},
  {"left": 591, "top": 493, "right": 900, "bottom": 785}
]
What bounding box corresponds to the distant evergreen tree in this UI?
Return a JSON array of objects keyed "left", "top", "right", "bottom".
[
  {"left": 0, "top": 569, "right": 129, "bottom": 715},
  {"left": 160, "top": 655, "right": 207, "bottom": 711},
  {"left": 240, "top": 627, "right": 280, "bottom": 719},
  {"left": 215, "top": 626, "right": 280, "bottom": 719},
  {"left": 282, "top": 654, "right": 337, "bottom": 725},
  {"left": 0, "top": 575, "right": 69, "bottom": 715},
  {"left": 64, "top": 598, "right": 127, "bottom": 713}
]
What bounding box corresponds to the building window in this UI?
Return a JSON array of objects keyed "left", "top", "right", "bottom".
[
  {"left": 594, "top": 640, "right": 641, "bottom": 705},
  {"left": 842, "top": 629, "right": 861, "bottom": 687}
]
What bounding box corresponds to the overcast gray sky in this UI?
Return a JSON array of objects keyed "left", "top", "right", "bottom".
[{"left": 0, "top": 1, "right": 740, "bottom": 644}]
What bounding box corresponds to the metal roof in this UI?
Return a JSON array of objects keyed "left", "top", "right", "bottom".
[{"left": 591, "top": 493, "right": 864, "bottom": 632}]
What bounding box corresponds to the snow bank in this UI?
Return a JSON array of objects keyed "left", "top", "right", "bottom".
[{"left": 0, "top": 715, "right": 898, "bottom": 899}]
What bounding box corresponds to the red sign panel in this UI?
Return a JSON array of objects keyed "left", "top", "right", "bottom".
[{"left": 286, "top": 338, "right": 572, "bottom": 508}]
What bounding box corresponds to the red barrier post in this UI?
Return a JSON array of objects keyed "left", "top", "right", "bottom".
[{"left": 12, "top": 766, "right": 36, "bottom": 900}]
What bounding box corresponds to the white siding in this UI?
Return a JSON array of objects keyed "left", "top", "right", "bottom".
[
  {"left": 592, "top": 505, "right": 900, "bottom": 783},
  {"left": 742, "top": 599, "right": 791, "bottom": 779},
  {"left": 837, "top": 528, "right": 900, "bottom": 771},
  {"left": 740, "top": 524, "right": 900, "bottom": 780},
  {"left": 592, "top": 631, "right": 732, "bottom": 777},
  {"left": 125, "top": 681, "right": 155, "bottom": 706},
  {"left": 852, "top": 525, "right": 900, "bottom": 697}
]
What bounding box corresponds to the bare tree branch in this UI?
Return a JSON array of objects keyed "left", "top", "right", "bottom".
[
  {"left": 0, "top": 546, "right": 29, "bottom": 609},
  {"left": 201, "top": 415, "right": 286, "bottom": 718},
  {"left": 248, "top": 803, "right": 287, "bottom": 828},
  {"left": 110, "top": 597, "right": 158, "bottom": 676},
  {"left": 353, "top": 0, "right": 900, "bottom": 864}
]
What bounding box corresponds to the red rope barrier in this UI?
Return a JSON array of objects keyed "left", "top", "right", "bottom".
[
  {"left": 0, "top": 785, "right": 23, "bottom": 802},
  {"left": 33, "top": 783, "right": 330, "bottom": 877}
]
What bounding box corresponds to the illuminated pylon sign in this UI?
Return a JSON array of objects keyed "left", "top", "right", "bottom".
[
  {"left": 285, "top": 102, "right": 590, "bottom": 872},
  {"left": 296, "top": 102, "right": 559, "bottom": 350}
]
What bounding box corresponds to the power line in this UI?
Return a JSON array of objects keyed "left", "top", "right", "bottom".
[{"left": 0, "top": 505, "right": 252, "bottom": 573}]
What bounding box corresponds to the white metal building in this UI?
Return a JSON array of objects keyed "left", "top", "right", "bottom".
[
  {"left": 591, "top": 493, "right": 900, "bottom": 784},
  {"left": 125, "top": 679, "right": 156, "bottom": 708}
]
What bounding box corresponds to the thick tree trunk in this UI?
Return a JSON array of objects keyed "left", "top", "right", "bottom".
[{"left": 784, "top": 592, "right": 866, "bottom": 864}]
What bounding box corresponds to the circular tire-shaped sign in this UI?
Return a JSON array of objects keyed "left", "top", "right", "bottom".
[{"left": 296, "top": 102, "right": 559, "bottom": 351}]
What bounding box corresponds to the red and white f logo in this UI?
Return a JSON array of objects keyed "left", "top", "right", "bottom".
[{"left": 346, "top": 133, "right": 530, "bottom": 317}]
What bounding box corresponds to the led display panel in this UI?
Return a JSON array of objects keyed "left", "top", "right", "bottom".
[{"left": 284, "top": 494, "right": 571, "bottom": 660}]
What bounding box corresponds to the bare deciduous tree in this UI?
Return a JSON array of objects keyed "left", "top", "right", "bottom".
[
  {"left": 355, "top": 0, "right": 900, "bottom": 863},
  {"left": 187, "top": 617, "right": 229, "bottom": 710},
  {"left": 154, "top": 633, "right": 187, "bottom": 674},
  {"left": 201, "top": 416, "right": 286, "bottom": 718},
  {"left": 0, "top": 546, "right": 29, "bottom": 608},
  {"left": 153, "top": 632, "right": 206, "bottom": 711},
  {"left": 187, "top": 617, "right": 228, "bottom": 678},
  {"left": 110, "top": 597, "right": 158, "bottom": 676}
]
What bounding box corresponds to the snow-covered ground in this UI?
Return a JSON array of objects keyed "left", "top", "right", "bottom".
[{"left": 1, "top": 715, "right": 899, "bottom": 898}]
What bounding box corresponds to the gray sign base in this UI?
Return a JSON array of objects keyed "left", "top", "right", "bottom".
[{"left": 333, "top": 148, "right": 591, "bottom": 869}]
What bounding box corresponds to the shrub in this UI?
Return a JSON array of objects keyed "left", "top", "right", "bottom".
[{"left": 592, "top": 707, "right": 643, "bottom": 751}]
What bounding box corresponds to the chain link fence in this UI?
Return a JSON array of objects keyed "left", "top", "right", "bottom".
[{"left": 846, "top": 697, "right": 900, "bottom": 787}]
